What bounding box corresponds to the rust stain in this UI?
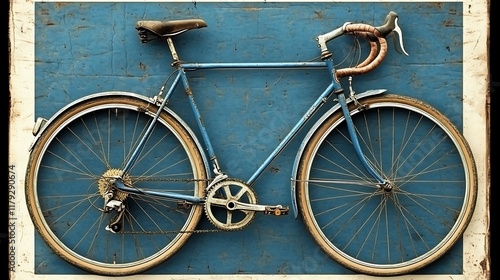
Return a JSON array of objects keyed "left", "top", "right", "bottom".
[
  {"left": 38, "top": 8, "right": 56, "bottom": 26},
  {"left": 430, "top": 2, "right": 443, "bottom": 9},
  {"left": 39, "top": 8, "right": 49, "bottom": 16},
  {"left": 443, "top": 19, "right": 454, "bottom": 27},
  {"left": 480, "top": 257, "right": 490, "bottom": 277},
  {"left": 10, "top": 111, "right": 19, "bottom": 121},
  {"left": 270, "top": 166, "right": 280, "bottom": 173},
  {"left": 54, "top": 2, "right": 69, "bottom": 9},
  {"left": 314, "top": 10, "right": 324, "bottom": 20}
]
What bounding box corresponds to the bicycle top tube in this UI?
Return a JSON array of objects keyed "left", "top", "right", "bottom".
[{"left": 180, "top": 61, "right": 328, "bottom": 70}]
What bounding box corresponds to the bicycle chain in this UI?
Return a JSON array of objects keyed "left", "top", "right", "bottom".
[{"left": 119, "top": 177, "right": 220, "bottom": 234}]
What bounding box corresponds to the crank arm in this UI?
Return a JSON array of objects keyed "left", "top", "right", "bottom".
[{"left": 228, "top": 200, "right": 289, "bottom": 215}]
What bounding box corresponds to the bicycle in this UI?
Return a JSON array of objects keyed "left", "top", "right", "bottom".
[{"left": 25, "top": 11, "right": 477, "bottom": 276}]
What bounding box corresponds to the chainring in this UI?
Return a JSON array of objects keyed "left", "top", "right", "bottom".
[{"left": 204, "top": 179, "right": 257, "bottom": 231}]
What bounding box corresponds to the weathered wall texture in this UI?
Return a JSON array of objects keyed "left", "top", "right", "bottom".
[{"left": 9, "top": 0, "right": 489, "bottom": 279}]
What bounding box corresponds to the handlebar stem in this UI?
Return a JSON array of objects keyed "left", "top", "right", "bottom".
[{"left": 316, "top": 22, "right": 350, "bottom": 58}]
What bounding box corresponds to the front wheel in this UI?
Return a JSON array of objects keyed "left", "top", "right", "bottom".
[
  {"left": 296, "top": 94, "right": 477, "bottom": 276},
  {"left": 25, "top": 95, "right": 208, "bottom": 276}
]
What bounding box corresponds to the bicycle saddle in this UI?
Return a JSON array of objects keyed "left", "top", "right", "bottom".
[{"left": 136, "top": 19, "right": 207, "bottom": 43}]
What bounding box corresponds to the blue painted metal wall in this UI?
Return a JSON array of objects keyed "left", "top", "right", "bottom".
[{"left": 34, "top": 1, "right": 464, "bottom": 275}]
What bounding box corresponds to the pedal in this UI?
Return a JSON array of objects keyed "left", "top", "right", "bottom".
[{"left": 264, "top": 205, "right": 289, "bottom": 216}]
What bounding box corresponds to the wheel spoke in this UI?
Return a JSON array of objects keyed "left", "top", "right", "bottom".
[
  {"left": 26, "top": 97, "right": 207, "bottom": 275},
  {"left": 297, "top": 94, "right": 476, "bottom": 275}
]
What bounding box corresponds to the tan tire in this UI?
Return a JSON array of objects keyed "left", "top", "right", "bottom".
[
  {"left": 296, "top": 94, "right": 477, "bottom": 275},
  {"left": 26, "top": 95, "right": 207, "bottom": 276}
]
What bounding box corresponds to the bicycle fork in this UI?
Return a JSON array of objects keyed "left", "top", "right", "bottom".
[{"left": 335, "top": 79, "right": 390, "bottom": 189}]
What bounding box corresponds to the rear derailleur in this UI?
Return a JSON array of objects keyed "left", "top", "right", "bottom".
[{"left": 101, "top": 191, "right": 127, "bottom": 233}]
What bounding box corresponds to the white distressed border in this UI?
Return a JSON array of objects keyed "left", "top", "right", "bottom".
[
  {"left": 8, "top": 0, "right": 490, "bottom": 279},
  {"left": 31, "top": 0, "right": 467, "bottom": 2}
]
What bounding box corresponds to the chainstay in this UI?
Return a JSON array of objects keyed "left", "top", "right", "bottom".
[
  {"left": 132, "top": 177, "right": 211, "bottom": 183},
  {"left": 117, "top": 177, "right": 231, "bottom": 234},
  {"left": 121, "top": 228, "right": 224, "bottom": 234}
]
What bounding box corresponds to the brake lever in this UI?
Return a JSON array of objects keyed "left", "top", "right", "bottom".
[{"left": 392, "top": 17, "right": 409, "bottom": 56}]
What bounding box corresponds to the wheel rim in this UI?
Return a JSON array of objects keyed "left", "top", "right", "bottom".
[
  {"left": 27, "top": 98, "right": 206, "bottom": 274},
  {"left": 298, "top": 96, "right": 476, "bottom": 274}
]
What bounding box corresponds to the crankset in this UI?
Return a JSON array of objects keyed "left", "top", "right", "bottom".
[{"left": 204, "top": 179, "right": 289, "bottom": 231}]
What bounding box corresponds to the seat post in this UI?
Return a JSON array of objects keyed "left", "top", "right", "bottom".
[{"left": 166, "top": 37, "right": 180, "bottom": 64}]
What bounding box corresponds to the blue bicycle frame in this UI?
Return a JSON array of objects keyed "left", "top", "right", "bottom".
[{"left": 115, "top": 39, "right": 387, "bottom": 204}]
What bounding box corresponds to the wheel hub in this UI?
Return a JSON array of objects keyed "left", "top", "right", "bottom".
[{"left": 98, "top": 168, "right": 130, "bottom": 202}]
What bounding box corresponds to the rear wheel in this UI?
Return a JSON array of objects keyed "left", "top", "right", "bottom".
[
  {"left": 297, "top": 94, "right": 477, "bottom": 275},
  {"left": 25, "top": 95, "right": 208, "bottom": 275}
]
